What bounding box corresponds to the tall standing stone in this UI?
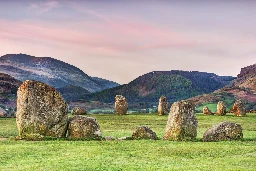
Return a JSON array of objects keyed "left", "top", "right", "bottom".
[
  {"left": 233, "top": 100, "right": 246, "bottom": 117},
  {"left": 16, "top": 80, "right": 68, "bottom": 139},
  {"left": 163, "top": 100, "right": 198, "bottom": 141},
  {"left": 203, "top": 106, "right": 213, "bottom": 115},
  {"left": 115, "top": 95, "right": 128, "bottom": 115},
  {"left": 158, "top": 96, "right": 168, "bottom": 116},
  {"left": 216, "top": 101, "right": 226, "bottom": 116}
]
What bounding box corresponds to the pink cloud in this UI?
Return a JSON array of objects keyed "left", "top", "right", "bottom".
[
  {"left": 28, "top": 1, "right": 60, "bottom": 13},
  {"left": 0, "top": 15, "right": 194, "bottom": 57}
]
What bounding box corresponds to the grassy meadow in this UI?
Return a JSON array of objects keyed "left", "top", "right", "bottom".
[{"left": 0, "top": 113, "right": 256, "bottom": 170}]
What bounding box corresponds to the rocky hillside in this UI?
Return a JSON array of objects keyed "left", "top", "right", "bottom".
[
  {"left": 57, "top": 85, "right": 90, "bottom": 102},
  {"left": 0, "top": 54, "right": 119, "bottom": 93},
  {"left": 189, "top": 63, "right": 256, "bottom": 112},
  {"left": 83, "top": 71, "right": 235, "bottom": 104},
  {"left": 0, "top": 73, "right": 22, "bottom": 114}
]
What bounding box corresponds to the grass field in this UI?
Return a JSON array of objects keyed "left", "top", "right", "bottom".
[{"left": 1, "top": 113, "right": 256, "bottom": 170}]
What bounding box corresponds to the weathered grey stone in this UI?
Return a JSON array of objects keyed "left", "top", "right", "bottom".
[
  {"left": 115, "top": 95, "right": 128, "bottom": 115},
  {"left": 71, "top": 107, "right": 87, "bottom": 115},
  {"left": 158, "top": 96, "right": 168, "bottom": 116},
  {"left": 132, "top": 126, "right": 158, "bottom": 140},
  {"left": 216, "top": 101, "right": 226, "bottom": 116},
  {"left": 163, "top": 100, "right": 198, "bottom": 141},
  {"left": 105, "top": 136, "right": 116, "bottom": 141},
  {"left": 117, "top": 136, "right": 132, "bottom": 140},
  {"left": 233, "top": 100, "right": 246, "bottom": 117},
  {"left": 203, "top": 106, "right": 213, "bottom": 115},
  {"left": 203, "top": 122, "right": 243, "bottom": 142},
  {"left": 16, "top": 80, "right": 68, "bottom": 140},
  {"left": 0, "top": 107, "right": 7, "bottom": 118},
  {"left": 67, "top": 115, "right": 101, "bottom": 140}
]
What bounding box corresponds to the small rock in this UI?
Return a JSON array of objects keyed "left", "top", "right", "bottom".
[
  {"left": 67, "top": 115, "right": 101, "bottom": 140},
  {"left": 132, "top": 126, "right": 158, "bottom": 140},
  {"left": 203, "top": 106, "right": 213, "bottom": 115},
  {"left": 115, "top": 95, "right": 128, "bottom": 115},
  {"left": 233, "top": 100, "right": 246, "bottom": 117},
  {"left": 117, "top": 136, "right": 132, "bottom": 140},
  {"left": 203, "top": 121, "right": 243, "bottom": 142},
  {"left": 0, "top": 107, "right": 7, "bottom": 118},
  {"left": 216, "top": 101, "right": 226, "bottom": 116},
  {"left": 105, "top": 136, "right": 116, "bottom": 141},
  {"left": 158, "top": 96, "right": 168, "bottom": 116},
  {"left": 71, "top": 107, "right": 87, "bottom": 115}
]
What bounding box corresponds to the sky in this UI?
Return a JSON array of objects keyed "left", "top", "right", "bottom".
[{"left": 0, "top": 0, "right": 256, "bottom": 84}]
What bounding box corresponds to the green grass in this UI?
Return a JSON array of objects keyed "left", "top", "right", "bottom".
[{"left": 1, "top": 113, "right": 256, "bottom": 170}]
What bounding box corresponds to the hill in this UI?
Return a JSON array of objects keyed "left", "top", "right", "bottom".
[
  {"left": 0, "top": 73, "right": 22, "bottom": 115},
  {"left": 83, "top": 71, "right": 235, "bottom": 106},
  {"left": 189, "top": 64, "right": 256, "bottom": 112},
  {"left": 0, "top": 54, "right": 119, "bottom": 93}
]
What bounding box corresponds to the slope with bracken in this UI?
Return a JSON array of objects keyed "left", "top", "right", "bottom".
[
  {"left": 0, "top": 54, "right": 119, "bottom": 93},
  {"left": 83, "top": 71, "right": 235, "bottom": 107},
  {"left": 189, "top": 63, "right": 256, "bottom": 112}
]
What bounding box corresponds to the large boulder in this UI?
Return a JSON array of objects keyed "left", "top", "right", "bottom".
[
  {"left": 71, "top": 107, "right": 87, "bottom": 115},
  {"left": 158, "top": 96, "right": 168, "bottom": 116},
  {"left": 203, "top": 106, "right": 213, "bottom": 115},
  {"left": 115, "top": 95, "right": 128, "bottom": 115},
  {"left": 67, "top": 115, "right": 101, "bottom": 140},
  {"left": 216, "top": 101, "right": 226, "bottom": 116},
  {"left": 233, "top": 100, "right": 246, "bottom": 117},
  {"left": 16, "top": 80, "right": 68, "bottom": 140},
  {"left": 132, "top": 126, "right": 158, "bottom": 140},
  {"left": 203, "top": 122, "right": 243, "bottom": 142},
  {"left": 0, "top": 107, "right": 7, "bottom": 118},
  {"left": 163, "top": 100, "right": 198, "bottom": 141}
]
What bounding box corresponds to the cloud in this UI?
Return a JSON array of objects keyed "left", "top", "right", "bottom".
[{"left": 28, "top": 1, "right": 60, "bottom": 13}]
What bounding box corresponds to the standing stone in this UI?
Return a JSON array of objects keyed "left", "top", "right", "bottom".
[
  {"left": 216, "top": 101, "right": 226, "bottom": 116},
  {"left": 0, "top": 107, "right": 7, "bottom": 118},
  {"left": 132, "top": 126, "right": 158, "bottom": 140},
  {"left": 163, "top": 100, "right": 198, "bottom": 141},
  {"left": 16, "top": 80, "right": 68, "bottom": 140},
  {"left": 67, "top": 115, "right": 101, "bottom": 140},
  {"left": 71, "top": 107, "right": 87, "bottom": 115},
  {"left": 115, "top": 95, "right": 128, "bottom": 115},
  {"left": 233, "top": 100, "right": 246, "bottom": 117},
  {"left": 203, "top": 106, "right": 213, "bottom": 115},
  {"left": 158, "top": 96, "right": 168, "bottom": 116},
  {"left": 203, "top": 122, "right": 243, "bottom": 142}
]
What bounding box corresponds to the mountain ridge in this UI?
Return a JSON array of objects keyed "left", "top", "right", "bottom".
[
  {"left": 82, "top": 70, "right": 235, "bottom": 105},
  {"left": 0, "top": 54, "right": 119, "bottom": 93}
]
